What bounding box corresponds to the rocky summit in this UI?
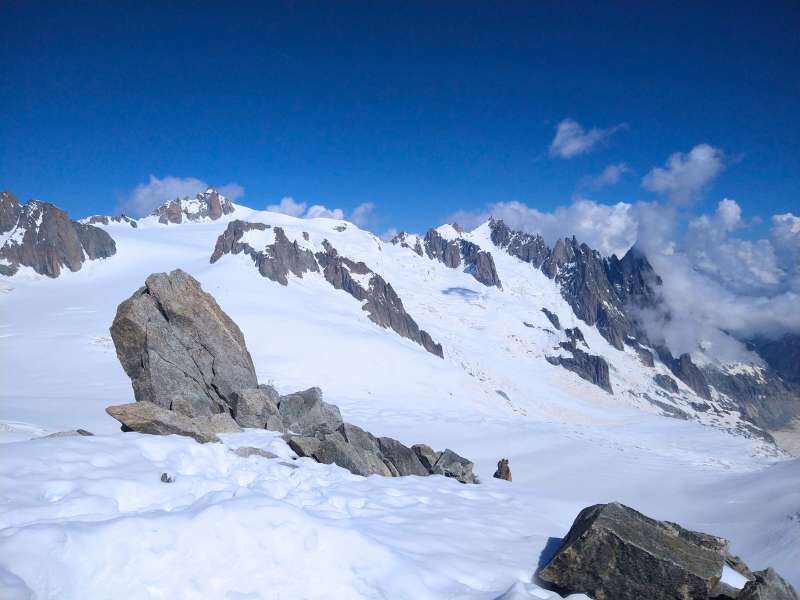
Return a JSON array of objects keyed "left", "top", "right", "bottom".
[
  {"left": 151, "top": 187, "right": 235, "bottom": 224},
  {"left": 0, "top": 191, "right": 116, "bottom": 277}
]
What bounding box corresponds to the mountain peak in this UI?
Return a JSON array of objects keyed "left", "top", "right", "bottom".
[{"left": 151, "top": 187, "right": 234, "bottom": 225}]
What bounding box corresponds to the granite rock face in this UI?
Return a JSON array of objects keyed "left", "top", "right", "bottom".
[
  {"left": 389, "top": 231, "right": 423, "bottom": 256},
  {"left": 81, "top": 214, "right": 138, "bottom": 228},
  {"left": 547, "top": 339, "right": 613, "bottom": 394},
  {"left": 423, "top": 227, "right": 502, "bottom": 288},
  {"left": 278, "top": 387, "right": 343, "bottom": 435},
  {"left": 0, "top": 192, "right": 117, "bottom": 277},
  {"left": 656, "top": 346, "right": 712, "bottom": 400},
  {"left": 230, "top": 386, "right": 281, "bottom": 429},
  {"left": 539, "top": 502, "right": 729, "bottom": 600},
  {"left": 110, "top": 269, "right": 258, "bottom": 417},
  {"left": 541, "top": 308, "right": 561, "bottom": 330},
  {"left": 151, "top": 187, "right": 234, "bottom": 224},
  {"left": 211, "top": 221, "right": 444, "bottom": 357}
]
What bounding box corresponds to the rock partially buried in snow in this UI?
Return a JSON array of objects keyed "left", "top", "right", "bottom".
[
  {"left": 230, "top": 386, "right": 281, "bottom": 429},
  {"left": 493, "top": 458, "right": 512, "bottom": 481},
  {"left": 538, "top": 502, "right": 729, "bottom": 600},
  {"left": 110, "top": 269, "right": 258, "bottom": 418},
  {"left": 106, "top": 401, "right": 240, "bottom": 443}
]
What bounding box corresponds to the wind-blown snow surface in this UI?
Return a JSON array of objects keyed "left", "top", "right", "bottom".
[{"left": 0, "top": 207, "right": 798, "bottom": 598}]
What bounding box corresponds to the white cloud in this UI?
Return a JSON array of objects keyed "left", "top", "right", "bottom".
[
  {"left": 380, "top": 228, "right": 399, "bottom": 242},
  {"left": 267, "top": 197, "right": 376, "bottom": 224},
  {"left": 118, "top": 175, "right": 245, "bottom": 216},
  {"left": 217, "top": 183, "right": 245, "bottom": 201},
  {"left": 549, "top": 118, "right": 626, "bottom": 159},
  {"left": 350, "top": 202, "right": 375, "bottom": 227},
  {"left": 582, "top": 163, "right": 632, "bottom": 188},
  {"left": 448, "top": 198, "right": 638, "bottom": 257},
  {"left": 642, "top": 144, "right": 724, "bottom": 204},
  {"left": 267, "top": 197, "right": 307, "bottom": 217},
  {"left": 304, "top": 204, "right": 345, "bottom": 220}
]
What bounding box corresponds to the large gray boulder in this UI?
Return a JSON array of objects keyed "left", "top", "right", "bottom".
[
  {"left": 278, "top": 387, "right": 343, "bottom": 435},
  {"left": 538, "top": 502, "right": 729, "bottom": 600},
  {"left": 110, "top": 269, "right": 258, "bottom": 417},
  {"left": 106, "top": 401, "right": 240, "bottom": 443},
  {"left": 738, "top": 569, "right": 799, "bottom": 600}
]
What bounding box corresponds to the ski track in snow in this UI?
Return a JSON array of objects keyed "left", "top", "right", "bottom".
[{"left": 0, "top": 207, "right": 797, "bottom": 598}]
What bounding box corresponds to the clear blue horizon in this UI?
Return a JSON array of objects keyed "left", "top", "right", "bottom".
[{"left": 2, "top": 1, "right": 798, "bottom": 235}]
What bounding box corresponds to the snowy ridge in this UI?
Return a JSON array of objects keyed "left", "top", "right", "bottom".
[{"left": 0, "top": 203, "right": 798, "bottom": 597}]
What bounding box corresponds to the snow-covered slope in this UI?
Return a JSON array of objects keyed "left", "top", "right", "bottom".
[{"left": 0, "top": 201, "right": 797, "bottom": 597}]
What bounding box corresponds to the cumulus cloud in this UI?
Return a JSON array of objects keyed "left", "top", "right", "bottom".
[
  {"left": 304, "top": 204, "right": 345, "bottom": 219},
  {"left": 642, "top": 144, "right": 724, "bottom": 204},
  {"left": 118, "top": 175, "right": 245, "bottom": 216},
  {"left": 549, "top": 118, "right": 626, "bottom": 159},
  {"left": 350, "top": 202, "right": 376, "bottom": 227},
  {"left": 266, "top": 196, "right": 307, "bottom": 217},
  {"left": 582, "top": 163, "right": 632, "bottom": 188},
  {"left": 267, "top": 197, "right": 375, "bottom": 224},
  {"left": 448, "top": 198, "right": 638, "bottom": 257}
]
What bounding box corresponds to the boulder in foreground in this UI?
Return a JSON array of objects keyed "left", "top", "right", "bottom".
[
  {"left": 110, "top": 269, "right": 258, "bottom": 417},
  {"left": 539, "top": 502, "right": 728, "bottom": 600}
]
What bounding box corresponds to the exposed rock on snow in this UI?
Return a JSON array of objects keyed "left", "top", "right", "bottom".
[
  {"left": 80, "top": 214, "right": 138, "bottom": 228},
  {"left": 539, "top": 502, "right": 729, "bottom": 600},
  {"left": 738, "top": 568, "right": 799, "bottom": 600},
  {"left": 389, "top": 231, "right": 423, "bottom": 256},
  {"left": 211, "top": 220, "right": 444, "bottom": 357},
  {"left": 41, "top": 428, "right": 94, "bottom": 438},
  {"left": 106, "top": 401, "right": 239, "bottom": 443},
  {"left": 654, "top": 373, "right": 680, "bottom": 393},
  {"left": 547, "top": 340, "right": 613, "bottom": 394},
  {"left": 493, "top": 458, "right": 512, "bottom": 481},
  {"left": 151, "top": 187, "right": 234, "bottom": 224},
  {"left": 423, "top": 227, "right": 502, "bottom": 288},
  {"left": 656, "top": 346, "right": 712, "bottom": 400},
  {"left": 110, "top": 269, "right": 258, "bottom": 417},
  {"left": 541, "top": 308, "right": 562, "bottom": 330},
  {"left": 0, "top": 191, "right": 116, "bottom": 277}
]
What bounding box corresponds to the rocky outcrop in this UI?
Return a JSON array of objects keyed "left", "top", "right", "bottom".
[
  {"left": 110, "top": 269, "right": 258, "bottom": 417},
  {"left": 211, "top": 221, "right": 443, "bottom": 357},
  {"left": 488, "top": 219, "right": 663, "bottom": 351},
  {"left": 738, "top": 568, "right": 799, "bottom": 600},
  {"left": 389, "top": 231, "right": 423, "bottom": 256},
  {"left": 654, "top": 373, "right": 680, "bottom": 393},
  {"left": 703, "top": 365, "right": 800, "bottom": 431},
  {"left": 489, "top": 218, "right": 549, "bottom": 268},
  {"left": 539, "top": 502, "right": 729, "bottom": 600},
  {"left": 547, "top": 339, "right": 613, "bottom": 394},
  {"left": 493, "top": 458, "right": 512, "bottom": 481},
  {"left": 0, "top": 193, "right": 116, "bottom": 277},
  {"left": 423, "top": 227, "right": 502, "bottom": 288},
  {"left": 151, "top": 187, "right": 234, "bottom": 224},
  {"left": 541, "top": 308, "right": 561, "bottom": 330},
  {"left": 80, "top": 214, "right": 138, "bottom": 228},
  {"left": 230, "top": 386, "right": 283, "bottom": 431},
  {"left": 656, "top": 347, "right": 711, "bottom": 400},
  {"left": 748, "top": 334, "right": 800, "bottom": 386},
  {"left": 106, "top": 401, "right": 241, "bottom": 443},
  {"left": 411, "top": 444, "right": 477, "bottom": 483}
]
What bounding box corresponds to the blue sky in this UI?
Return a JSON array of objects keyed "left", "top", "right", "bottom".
[{"left": 1, "top": 1, "right": 798, "bottom": 235}]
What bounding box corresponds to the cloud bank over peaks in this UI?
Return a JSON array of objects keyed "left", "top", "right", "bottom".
[
  {"left": 449, "top": 195, "right": 799, "bottom": 361},
  {"left": 548, "top": 118, "right": 627, "bottom": 159},
  {"left": 119, "top": 175, "right": 245, "bottom": 216},
  {"left": 266, "top": 196, "right": 375, "bottom": 225}
]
